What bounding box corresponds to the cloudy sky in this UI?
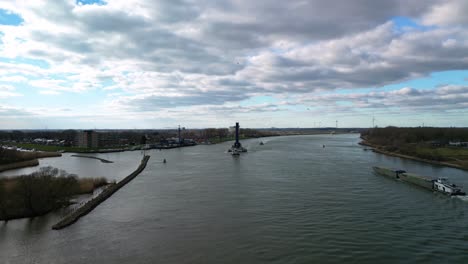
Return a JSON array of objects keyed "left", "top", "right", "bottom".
[{"left": 0, "top": 0, "right": 468, "bottom": 129}]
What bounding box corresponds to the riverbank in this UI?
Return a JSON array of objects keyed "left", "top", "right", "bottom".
[
  {"left": 360, "top": 140, "right": 468, "bottom": 171},
  {"left": 8, "top": 143, "right": 128, "bottom": 153},
  {"left": 0, "top": 159, "right": 39, "bottom": 173},
  {"left": 0, "top": 149, "right": 62, "bottom": 172},
  {"left": 8, "top": 143, "right": 197, "bottom": 153}
]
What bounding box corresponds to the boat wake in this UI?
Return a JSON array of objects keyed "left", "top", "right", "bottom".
[{"left": 454, "top": 195, "right": 468, "bottom": 202}]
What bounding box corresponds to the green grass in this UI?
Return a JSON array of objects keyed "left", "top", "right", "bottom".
[
  {"left": 411, "top": 146, "right": 468, "bottom": 157},
  {"left": 397, "top": 145, "right": 468, "bottom": 166}
]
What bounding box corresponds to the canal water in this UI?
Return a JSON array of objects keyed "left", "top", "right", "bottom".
[{"left": 1, "top": 134, "right": 468, "bottom": 263}]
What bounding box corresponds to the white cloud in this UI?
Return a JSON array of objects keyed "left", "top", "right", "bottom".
[
  {"left": 0, "top": 0, "right": 468, "bottom": 127},
  {"left": 422, "top": 0, "right": 468, "bottom": 26},
  {"left": 0, "top": 84, "right": 22, "bottom": 98},
  {"left": 297, "top": 85, "right": 468, "bottom": 113},
  {"left": 0, "top": 75, "right": 28, "bottom": 83}
]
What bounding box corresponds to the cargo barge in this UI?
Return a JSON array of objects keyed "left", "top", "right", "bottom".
[{"left": 373, "top": 166, "right": 466, "bottom": 196}]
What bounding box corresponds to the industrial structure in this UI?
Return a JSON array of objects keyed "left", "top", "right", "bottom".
[{"left": 228, "top": 122, "right": 247, "bottom": 155}]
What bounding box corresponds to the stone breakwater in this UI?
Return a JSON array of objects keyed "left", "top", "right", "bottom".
[
  {"left": 52, "top": 155, "right": 151, "bottom": 230},
  {"left": 71, "top": 154, "right": 114, "bottom": 163}
]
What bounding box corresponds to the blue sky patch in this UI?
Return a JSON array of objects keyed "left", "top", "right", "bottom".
[
  {"left": 391, "top": 16, "right": 435, "bottom": 33},
  {"left": 333, "top": 70, "right": 468, "bottom": 95},
  {"left": 0, "top": 9, "right": 23, "bottom": 26},
  {"left": 0, "top": 57, "right": 50, "bottom": 69},
  {"left": 76, "top": 0, "right": 107, "bottom": 5},
  {"left": 239, "top": 95, "right": 277, "bottom": 106}
]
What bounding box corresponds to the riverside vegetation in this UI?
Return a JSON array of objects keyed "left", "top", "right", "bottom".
[
  {"left": 361, "top": 127, "right": 468, "bottom": 169},
  {"left": 0, "top": 167, "right": 108, "bottom": 221},
  {"left": 0, "top": 148, "right": 61, "bottom": 172}
]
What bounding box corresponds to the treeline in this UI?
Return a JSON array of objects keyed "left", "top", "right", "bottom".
[
  {"left": 362, "top": 127, "right": 468, "bottom": 146},
  {"left": 198, "top": 128, "right": 275, "bottom": 140},
  {"left": 0, "top": 167, "right": 108, "bottom": 220},
  {"left": 0, "top": 130, "right": 149, "bottom": 146},
  {"left": 0, "top": 148, "right": 61, "bottom": 165},
  {"left": 1, "top": 148, "right": 39, "bottom": 165},
  {"left": 0, "top": 130, "right": 77, "bottom": 143},
  {"left": 0, "top": 128, "right": 275, "bottom": 146},
  {"left": 361, "top": 127, "right": 468, "bottom": 162}
]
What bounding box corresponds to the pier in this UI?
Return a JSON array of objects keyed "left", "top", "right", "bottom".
[
  {"left": 52, "top": 155, "right": 151, "bottom": 230},
  {"left": 71, "top": 154, "right": 114, "bottom": 163}
]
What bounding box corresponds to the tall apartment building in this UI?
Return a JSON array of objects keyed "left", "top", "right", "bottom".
[{"left": 77, "top": 130, "right": 99, "bottom": 148}]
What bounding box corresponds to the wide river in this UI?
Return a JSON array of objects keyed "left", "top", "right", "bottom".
[{"left": 2, "top": 134, "right": 468, "bottom": 263}]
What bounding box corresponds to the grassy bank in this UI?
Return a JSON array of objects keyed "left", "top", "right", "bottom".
[
  {"left": 0, "top": 148, "right": 62, "bottom": 172},
  {"left": 361, "top": 140, "right": 468, "bottom": 171},
  {"left": 0, "top": 167, "right": 108, "bottom": 221},
  {"left": 361, "top": 127, "right": 468, "bottom": 170},
  {"left": 0, "top": 159, "right": 39, "bottom": 173},
  {"left": 1, "top": 148, "right": 61, "bottom": 163}
]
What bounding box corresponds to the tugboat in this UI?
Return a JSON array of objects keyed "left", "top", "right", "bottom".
[{"left": 433, "top": 178, "right": 466, "bottom": 196}]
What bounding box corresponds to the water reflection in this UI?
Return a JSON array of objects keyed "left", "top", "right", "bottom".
[{"left": 2, "top": 134, "right": 468, "bottom": 264}]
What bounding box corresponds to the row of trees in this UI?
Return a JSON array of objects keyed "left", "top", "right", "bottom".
[
  {"left": 0, "top": 167, "right": 108, "bottom": 220},
  {"left": 0, "top": 148, "right": 37, "bottom": 165},
  {"left": 362, "top": 127, "right": 468, "bottom": 146},
  {"left": 0, "top": 128, "right": 276, "bottom": 148},
  {"left": 0, "top": 167, "right": 78, "bottom": 220},
  {"left": 361, "top": 127, "right": 468, "bottom": 162},
  {"left": 0, "top": 130, "right": 77, "bottom": 143}
]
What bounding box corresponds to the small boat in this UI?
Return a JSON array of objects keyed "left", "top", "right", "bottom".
[
  {"left": 259, "top": 141, "right": 264, "bottom": 145},
  {"left": 433, "top": 178, "right": 466, "bottom": 196},
  {"left": 231, "top": 149, "right": 240, "bottom": 156}
]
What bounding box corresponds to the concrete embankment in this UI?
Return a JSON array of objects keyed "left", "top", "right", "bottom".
[
  {"left": 52, "top": 155, "right": 151, "bottom": 230},
  {"left": 71, "top": 155, "right": 114, "bottom": 163},
  {"left": 0, "top": 159, "right": 39, "bottom": 173}
]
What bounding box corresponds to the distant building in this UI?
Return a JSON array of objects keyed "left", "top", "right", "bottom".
[
  {"left": 77, "top": 130, "right": 99, "bottom": 148},
  {"left": 449, "top": 141, "right": 468, "bottom": 147}
]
